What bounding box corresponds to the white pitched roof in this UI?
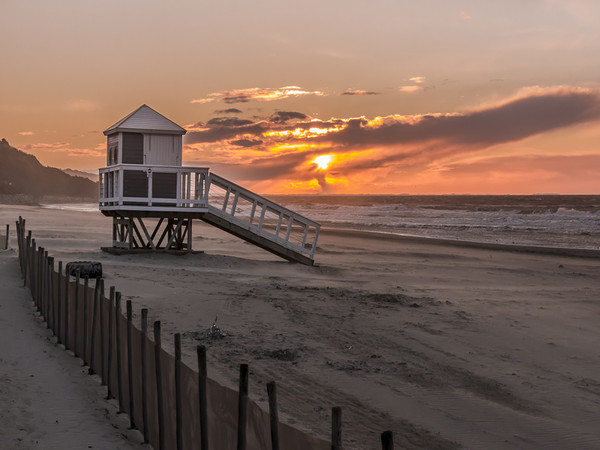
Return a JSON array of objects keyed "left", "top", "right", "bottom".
[{"left": 103, "top": 105, "right": 187, "bottom": 135}]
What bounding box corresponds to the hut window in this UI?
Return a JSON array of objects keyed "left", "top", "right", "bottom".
[{"left": 122, "top": 132, "right": 144, "bottom": 164}]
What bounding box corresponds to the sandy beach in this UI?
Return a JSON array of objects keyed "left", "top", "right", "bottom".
[{"left": 1, "top": 203, "right": 600, "bottom": 449}]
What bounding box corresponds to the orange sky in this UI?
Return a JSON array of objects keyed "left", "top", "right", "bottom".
[{"left": 2, "top": 1, "right": 600, "bottom": 194}]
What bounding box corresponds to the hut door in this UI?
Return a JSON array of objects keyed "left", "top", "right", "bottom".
[{"left": 122, "top": 133, "right": 144, "bottom": 164}]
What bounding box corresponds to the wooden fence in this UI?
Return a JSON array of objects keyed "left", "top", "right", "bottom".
[
  {"left": 13, "top": 217, "right": 395, "bottom": 450},
  {"left": 1, "top": 223, "right": 8, "bottom": 250}
]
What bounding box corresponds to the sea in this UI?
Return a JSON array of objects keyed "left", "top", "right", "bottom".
[
  {"left": 45, "top": 195, "right": 600, "bottom": 251},
  {"left": 270, "top": 195, "right": 600, "bottom": 251}
]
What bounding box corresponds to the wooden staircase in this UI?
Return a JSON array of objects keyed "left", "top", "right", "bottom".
[{"left": 202, "top": 174, "right": 320, "bottom": 265}]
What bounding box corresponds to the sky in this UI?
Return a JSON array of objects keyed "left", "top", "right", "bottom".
[{"left": 2, "top": 0, "right": 600, "bottom": 194}]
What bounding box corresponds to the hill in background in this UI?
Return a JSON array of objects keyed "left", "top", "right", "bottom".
[
  {"left": 0, "top": 138, "right": 98, "bottom": 204},
  {"left": 63, "top": 168, "right": 99, "bottom": 183}
]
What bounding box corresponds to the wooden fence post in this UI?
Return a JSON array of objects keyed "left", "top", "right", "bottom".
[
  {"left": 381, "top": 430, "right": 394, "bottom": 450},
  {"left": 47, "top": 256, "right": 54, "bottom": 331},
  {"left": 99, "top": 280, "right": 105, "bottom": 384},
  {"left": 237, "top": 363, "right": 249, "bottom": 450},
  {"left": 197, "top": 345, "right": 208, "bottom": 450},
  {"left": 126, "top": 299, "right": 135, "bottom": 429},
  {"left": 44, "top": 251, "right": 49, "bottom": 322},
  {"left": 89, "top": 277, "right": 101, "bottom": 375},
  {"left": 73, "top": 269, "right": 80, "bottom": 357},
  {"left": 25, "top": 232, "right": 32, "bottom": 287},
  {"left": 267, "top": 381, "right": 280, "bottom": 450},
  {"left": 332, "top": 407, "right": 342, "bottom": 450},
  {"left": 106, "top": 286, "right": 115, "bottom": 399},
  {"left": 42, "top": 250, "right": 48, "bottom": 316},
  {"left": 115, "top": 291, "right": 124, "bottom": 412},
  {"left": 141, "top": 308, "right": 149, "bottom": 444},
  {"left": 30, "top": 239, "right": 36, "bottom": 296},
  {"left": 57, "top": 261, "right": 62, "bottom": 344},
  {"left": 82, "top": 276, "right": 89, "bottom": 364},
  {"left": 36, "top": 247, "right": 42, "bottom": 311},
  {"left": 64, "top": 265, "right": 70, "bottom": 351},
  {"left": 154, "top": 320, "right": 165, "bottom": 450},
  {"left": 175, "top": 333, "right": 182, "bottom": 450}
]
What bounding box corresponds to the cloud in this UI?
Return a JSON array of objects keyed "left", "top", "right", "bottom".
[
  {"left": 185, "top": 121, "right": 267, "bottom": 144},
  {"left": 206, "top": 117, "right": 255, "bottom": 127},
  {"left": 191, "top": 86, "right": 324, "bottom": 104},
  {"left": 24, "top": 142, "right": 70, "bottom": 150},
  {"left": 23, "top": 141, "right": 104, "bottom": 157},
  {"left": 231, "top": 138, "right": 263, "bottom": 147},
  {"left": 341, "top": 90, "right": 380, "bottom": 96},
  {"left": 18, "top": 131, "right": 34, "bottom": 136},
  {"left": 399, "top": 86, "right": 423, "bottom": 93},
  {"left": 461, "top": 11, "right": 471, "bottom": 19},
  {"left": 214, "top": 108, "right": 243, "bottom": 114},
  {"left": 331, "top": 87, "right": 600, "bottom": 148},
  {"left": 269, "top": 111, "right": 308, "bottom": 123},
  {"left": 409, "top": 77, "right": 425, "bottom": 84},
  {"left": 183, "top": 86, "right": 600, "bottom": 193}
]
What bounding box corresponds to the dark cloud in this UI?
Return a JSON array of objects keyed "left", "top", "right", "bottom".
[
  {"left": 341, "top": 90, "right": 380, "bottom": 96},
  {"left": 185, "top": 123, "right": 266, "bottom": 144},
  {"left": 231, "top": 138, "right": 263, "bottom": 147},
  {"left": 222, "top": 94, "right": 253, "bottom": 104},
  {"left": 269, "top": 111, "right": 308, "bottom": 123},
  {"left": 206, "top": 117, "right": 255, "bottom": 127},
  {"left": 324, "top": 89, "right": 600, "bottom": 149},
  {"left": 214, "top": 108, "right": 243, "bottom": 114}
]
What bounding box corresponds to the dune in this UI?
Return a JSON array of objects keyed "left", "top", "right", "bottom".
[{"left": 1, "top": 204, "right": 600, "bottom": 449}]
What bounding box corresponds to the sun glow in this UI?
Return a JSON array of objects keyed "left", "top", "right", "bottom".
[{"left": 311, "top": 154, "right": 334, "bottom": 170}]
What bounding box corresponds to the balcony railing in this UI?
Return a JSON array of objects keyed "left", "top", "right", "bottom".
[{"left": 99, "top": 164, "right": 209, "bottom": 211}]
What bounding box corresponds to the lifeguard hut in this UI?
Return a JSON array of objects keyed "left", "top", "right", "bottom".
[{"left": 98, "top": 105, "right": 320, "bottom": 265}]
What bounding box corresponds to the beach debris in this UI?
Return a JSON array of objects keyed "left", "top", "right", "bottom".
[
  {"left": 66, "top": 261, "right": 102, "bottom": 278},
  {"left": 206, "top": 315, "right": 228, "bottom": 340}
]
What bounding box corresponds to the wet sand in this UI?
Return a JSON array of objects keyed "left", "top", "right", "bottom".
[{"left": 1, "top": 204, "right": 600, "bottom": 449}]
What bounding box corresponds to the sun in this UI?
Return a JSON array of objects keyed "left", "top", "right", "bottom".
[{"left": 311, "top": 154, "right": 334, "bottom": 170}]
